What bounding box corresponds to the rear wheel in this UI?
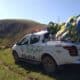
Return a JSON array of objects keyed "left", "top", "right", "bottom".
[
  {"left": 42, "top": 55, "right": 57, "bottom": 74},
  {"left": 12, "top": 51, "right": 20, "bottom": 63}
]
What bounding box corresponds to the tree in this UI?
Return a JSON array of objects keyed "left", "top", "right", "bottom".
[{"left": 47, "top": 21, "right": 60, "bottom": 34}]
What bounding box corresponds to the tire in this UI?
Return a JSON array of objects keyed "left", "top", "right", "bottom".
[
  {"left": 42, "top": 55, "right": 57, "bottom": 74},
  {"left": 12, "top": 50, "right": 20, "bottom": 63}
]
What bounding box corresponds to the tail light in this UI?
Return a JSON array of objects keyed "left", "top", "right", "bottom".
[{"left": 63, "top": 46, "right": 78, "bottom": 56}]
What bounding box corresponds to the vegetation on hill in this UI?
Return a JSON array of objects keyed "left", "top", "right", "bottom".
[
  {"left": 0, "top": 19, "right": 47, "bottom": 47},
  {"left": 47, "top": 21, "right": 66, "bottom": 34}
]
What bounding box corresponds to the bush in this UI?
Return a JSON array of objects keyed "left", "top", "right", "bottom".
[{"left": 47, "top": 21, "right": 60, "bottom": 34}]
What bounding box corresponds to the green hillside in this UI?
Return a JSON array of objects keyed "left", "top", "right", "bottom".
[{"left": 0, "top": 19, "right": 47, "bottom": 47}]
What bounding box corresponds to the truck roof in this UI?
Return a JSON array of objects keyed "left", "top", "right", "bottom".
[
  {"left": 33, "top": 30, "right": 48, "bottom": 35},
  {"left": 24, "top": 30, "right": 48, "bottom": 38}
]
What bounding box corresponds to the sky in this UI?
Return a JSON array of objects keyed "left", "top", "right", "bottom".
[{"left": 0, "top": 0, "right": 80, "bottom": 24}]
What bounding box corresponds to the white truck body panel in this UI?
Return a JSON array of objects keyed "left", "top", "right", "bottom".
[{"left": 12, "top": 30, "right": 80, "bottom": 65}]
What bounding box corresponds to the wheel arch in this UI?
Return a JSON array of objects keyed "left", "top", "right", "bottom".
[
  {"left": 12, "top": 49, "right": 22, "bottom": 58},
  {"left": 12, "top": 50, "right": 18, "bottom": 54},
  {"left": 41, "top": 53, "right": 57, "bottom": 66},
  {"left": 12, "top": 50, "right": 21, "bottom": 58},
  {"left": 12, "top": 50, "right": 19, "bottom": 56}
]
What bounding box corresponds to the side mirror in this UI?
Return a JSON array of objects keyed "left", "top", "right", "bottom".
[{"left": 16, "top": 42, "right": 21, "bottom": 45}]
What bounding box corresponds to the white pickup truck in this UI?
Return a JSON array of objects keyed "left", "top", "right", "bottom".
[{"left": 12, "top": 30, "right": 80, "bottom": 73}]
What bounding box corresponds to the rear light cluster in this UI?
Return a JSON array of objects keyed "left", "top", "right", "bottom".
[{"left": 63, "top": 46, "right": 78, "bottom": 56}]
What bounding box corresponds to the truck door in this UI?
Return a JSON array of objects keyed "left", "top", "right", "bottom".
[
  {"left": 27, "top": 35, "right": 41, "bottom": 60},
  {"left": 20, "top": 34, "right": 41, "bottom": 61},
  {"left": 18, "top": 37, "right": 30, "bottom": 59}
]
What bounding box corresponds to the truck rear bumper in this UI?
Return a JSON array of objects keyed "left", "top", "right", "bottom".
[{"left": 72, "top": 59, "right": 80, "bottom": 64}]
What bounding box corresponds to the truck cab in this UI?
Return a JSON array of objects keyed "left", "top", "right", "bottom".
[{"left": 12, "top": 30, "right": 50, "bottom": 61}]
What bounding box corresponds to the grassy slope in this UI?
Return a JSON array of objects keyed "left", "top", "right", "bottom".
[
  {"left": 0, "top": 48, "right": 54, "bottom": 80},
  {"left": 0, "top": 48, "right": 80, "bottom": 80}
]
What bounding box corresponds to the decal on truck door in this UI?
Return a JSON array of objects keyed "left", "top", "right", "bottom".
[{"left": 26, "top": 45, "right": 42, "bottom": 54}]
